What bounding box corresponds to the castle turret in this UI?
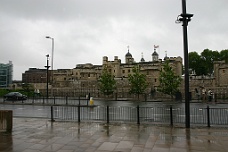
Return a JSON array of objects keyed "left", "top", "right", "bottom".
[
  {"left": 125, "top": 46, "right": 134, "bottom": 64},
  {"left": 140, "top": 52, "right": 145, "bottom": 62}
]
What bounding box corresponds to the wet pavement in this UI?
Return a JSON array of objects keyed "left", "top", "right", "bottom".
[{"left": 1, "top": 118, "right": 228, "bottom": 152}]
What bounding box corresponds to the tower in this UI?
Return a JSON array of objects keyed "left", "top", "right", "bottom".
[
  {"left": 125, "top": 46, "right": 134, "bottom": 64},
  {"left": 152, "top": 45, "right": 159, "bottom": 61}
]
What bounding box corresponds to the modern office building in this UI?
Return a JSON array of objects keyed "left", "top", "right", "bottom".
[{"left": 0, "top": 61, "right": 13, "bottom": 88}]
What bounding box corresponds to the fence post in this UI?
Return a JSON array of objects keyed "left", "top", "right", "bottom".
[
  {"left": 137, "top": 105, "right": 140, "bottom": 124},
  {"left": 170, "top": 106, "right": 173, "bottom": 127},
  {"left": 51, "top": 106, "right": 55, "bottom": 122},
  {"left": 207, "top": 106, "right": 210, "bottom": 127},
  {"left": 78, "top": 103, "right": 80, "bottom": 123},
  {"left": 107, "top": 106, "right": 109, "bottom": 124}
]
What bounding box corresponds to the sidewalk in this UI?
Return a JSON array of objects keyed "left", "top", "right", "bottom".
[{"left": 1, "top": 118, "right": 228, "bottom": 152}]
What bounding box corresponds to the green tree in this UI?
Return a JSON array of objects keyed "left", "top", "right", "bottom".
[
  {"left": 189, "top": 49, "right": 225, "bottom": 76},
  {"left": 128, "top": 65, "right": 148, "bottom": 99},
  {"left": 201, "top": 49, "right": 220, "bottom": 75},
  {"left": 220, "top": 49, "right": 228, "bottom": 63},
  {"left": 21, "top": 83, "right": 34, "bottom": 97},
  {"left": 98, "top": 68, "right": 116, "bottom": 96},
  {"left": 158, "top": 61, "right": 182, "bottom": 99},
  {"left": 189, "top": 51, "right": 207, "bottom": 75}
]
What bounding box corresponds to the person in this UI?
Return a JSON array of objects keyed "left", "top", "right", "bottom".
[
  {"left": 195, "top": 88, "right": 200, "bottom": 100},
  {"left": 202, "top": 87, "right": 207, "bottom": 103},
  {"left": 208, "top": 89, "right": 213, "bottom": 102}
]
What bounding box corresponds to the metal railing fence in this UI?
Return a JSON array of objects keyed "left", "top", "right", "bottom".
[{"left": 50, "top": 105, "right": 228, "bottom": 127}]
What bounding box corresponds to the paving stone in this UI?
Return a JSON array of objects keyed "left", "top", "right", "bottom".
[{"left": 1, "top": 118, "right": 228, "bottom": 152}]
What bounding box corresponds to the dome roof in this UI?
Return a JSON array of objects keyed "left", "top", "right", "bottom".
[
  {"left": 125, "top": 51, "right": 132, "bottom": 57},
  {"left": 125, "top": 46, "right": 132, "bottom": 57},
  {"left": 140, "top": 57, "right": 145, "bottom": 62},
  {"left": 152, "top": 51, "right": 158, "bottom": 56},
  {"left": 140, "top": 52, "right": 145, "bottom": 62}
]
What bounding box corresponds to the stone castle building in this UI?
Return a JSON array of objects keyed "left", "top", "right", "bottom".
[
  {"left": 20, "top": 47, "right": 228, "bottom": 99},
  {"left": 50, "top": 47, "right": 183, "bottom": 96}
]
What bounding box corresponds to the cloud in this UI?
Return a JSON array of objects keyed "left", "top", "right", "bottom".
[{"left": 0, "top": 0, "right": 228, "bottom": 80}]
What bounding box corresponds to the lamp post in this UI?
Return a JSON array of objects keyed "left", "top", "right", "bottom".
[
  {"left": 176, "top": 0, "right": 193, "bottom": 128},
  {"left": 46, "top": 36, "right": 54, "bottom": 95},
  {"left": 44, "top": 54, "right": 50, "bottom": 100}
]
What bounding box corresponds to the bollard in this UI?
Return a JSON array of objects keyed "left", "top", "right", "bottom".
[
  {"left": 137, "top": 105, "right": 140, "bottom": 124},
  {"left": 170, "top": 106, "right": 173, "bottom": 127},
  {"left": 107, "top": 106, "right": 109, "bottom": 124},
  {"left": 207, "top": 106, "right": 210, "bottom": 127}
]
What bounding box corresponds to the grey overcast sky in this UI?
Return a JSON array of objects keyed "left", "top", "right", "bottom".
[{"left": 0, "top": 0, "right": 227, "bottom": 80}]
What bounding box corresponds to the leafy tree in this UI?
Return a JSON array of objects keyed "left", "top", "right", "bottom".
[
  {"left": 21, "top": 83, "right": 34, "bottom": 96},
  {"left": 98, "top": 67, "right": 116, "bottom": 96},
  {"left": 189, "top": 49, "right": 227, "bottom": 76},
  {"left": 201, "top": 49, "right": 220, "bottom": 75},
  {"left": 158, "top": 61, "right": 182, "bottom": 99},
  {"left": 128, "top": 65, "right": 148, "bottom": 99},
  {"left": 189, "top": 51, "right": 207, "bottom": 75},
  {"left": 220, "top": 49, "right": 228, "bottom": 63}
]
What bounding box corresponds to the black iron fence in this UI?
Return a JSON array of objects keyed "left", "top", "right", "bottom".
[
  {"left": 1, "top": 96, "right": 228, "bottom": 127},
  {"left": 50, "top": 105, "right": 228, "bottom": 127}
]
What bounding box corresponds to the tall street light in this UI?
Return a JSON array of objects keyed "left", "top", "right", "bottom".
[
  {"left": 176, "top": 0, "right": 193, "bottom": 128},
  {"left": 44, "top": 54, "right": 50, "bottom": 100},
  {"left": 46, "top": 36, "right": 54, "bottom": 96},
  {"left": 46, "top": 36, "right": 54, "bottom": 95}
]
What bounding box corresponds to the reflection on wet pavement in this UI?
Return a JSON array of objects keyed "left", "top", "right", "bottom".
[{"left": 0, "top": 118, "right": 228, "bottom": 151}]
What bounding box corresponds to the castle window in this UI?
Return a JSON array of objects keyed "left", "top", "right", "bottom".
[
  {"left": 128, "top": 69, "right": 130, "bottom": 73},
  {"left": 155, "top": 79, "right": 157, "bottom": 82},
  {"left": 122, "top": 70, "right": 125, "bottom": 73}
]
